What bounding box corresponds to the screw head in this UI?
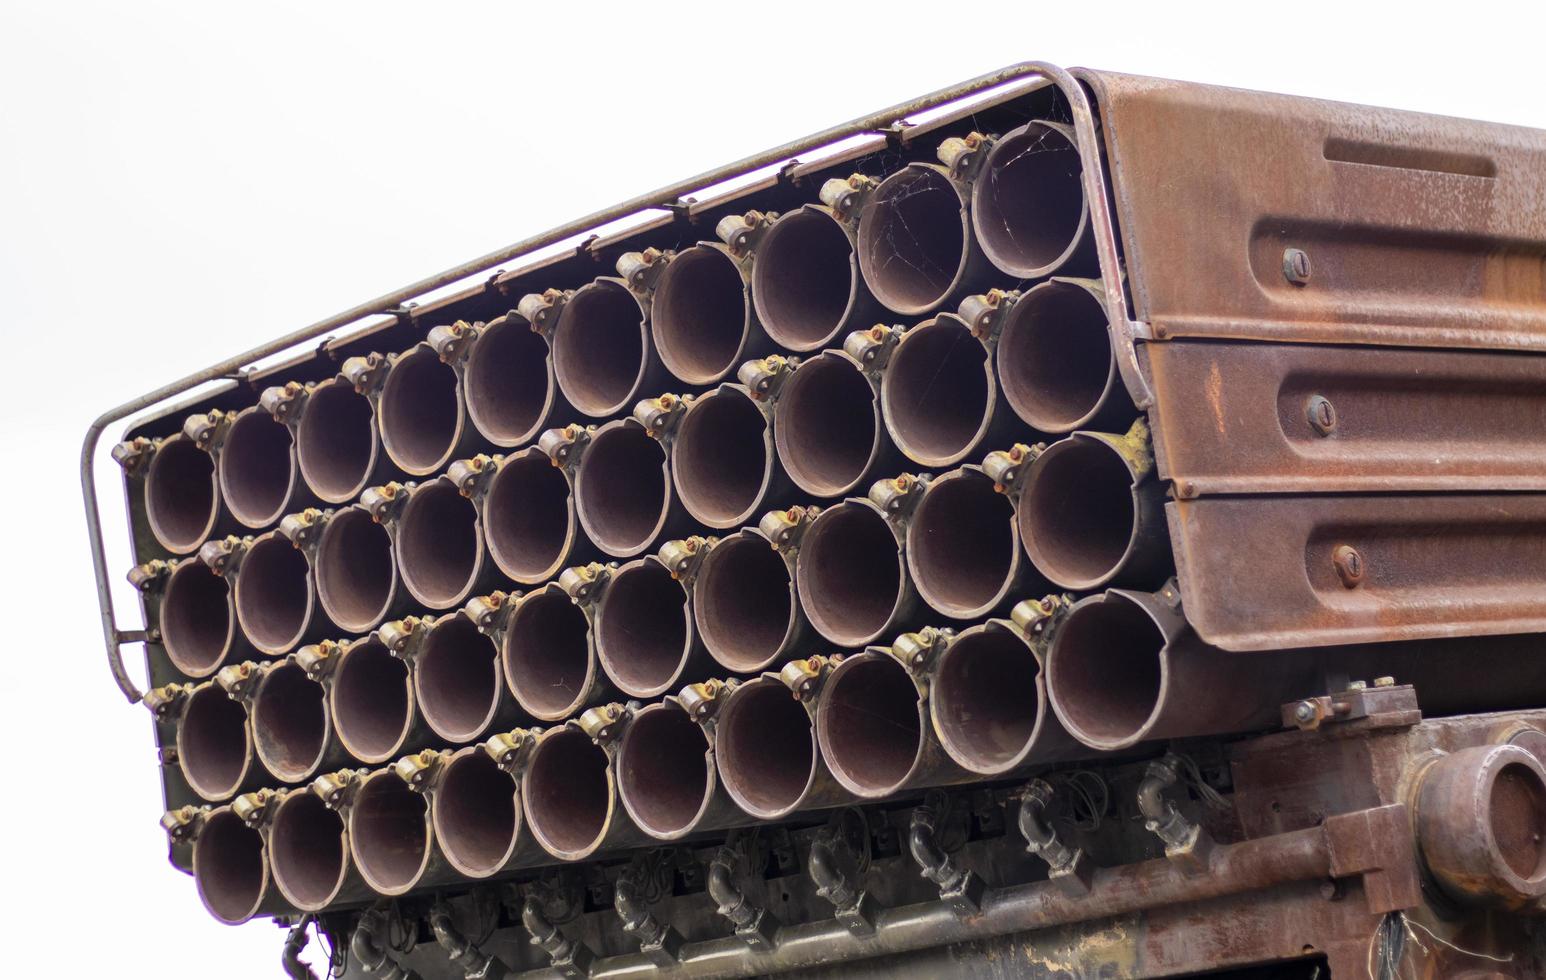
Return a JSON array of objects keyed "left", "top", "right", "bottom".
[
  {"left": 1374, "top": 676, "right": 1396, "bottom": 688},
  {"left": 1283, "top": 248, "right": 1312, "bottom": 285},
  {"left": 1332, "top": 545, "right": 1366, "bottom": 588},
  {"left": 1306, "top": 395, "right": 1337, "bottom": 436},
  {"left": 1293, "top": 701, "right": 1317, "bottom": 723}
]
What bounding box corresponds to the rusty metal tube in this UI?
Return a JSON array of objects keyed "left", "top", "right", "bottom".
[
  {"left": 229, "top": 529, "right": 328, "bottom": 655},
  {"left": 414, "top": 612, "right": 519, "bottom": 744},
  {"left": 880, "top": 314, "right": 1021, "bottom": 468},
  {"left": 394, "top": 476, "right": 496, "bottom": 611},
  {"left": 572, "top": 417, "right": 691, "bottom": 559},
  {"left": 693, "top": 526, "right": 806, "bottom": 674},
  {"left": 593, "top": 555, "right": 706, "bottom": 698},
  {"left": 616, "top": 699, "right": 744, "bottom": 841},
  {"left": 796, "top": 491, "right": 917, "bottom": 648},
  {"left": 193, "top": 805, "right": 283, "bottom": 924},
  {"left": 314, "top": 502, "right": 405, "bottom": 636},
  {"left": 142, "top": 429, "right": 225, "bottom": 555},
  {"left": 522, "top": 723, "right": 647, "bottom": 861},
  {"left": 1415, "top": 743, "right": 1546, "bottom": 910},
  {"left": 714, "top": 668, "right": 853, "bottom": 820},
  {"left": 219, "top": 404, "right": 317, "bottom": 528},
  {"left": 250, "top": 657, "right": 350, "bottom": 783},
  {"left": 294, "top": 375, "right": 392, "bottom": 505},
  {"left": 652, "top": 243, "right": 767, "bottom": 385},
  {"left": 772, "top": 348, "right": 902, "bottom": 499},
  {"left": 428, "top": 744, "right": 544, "bottom": 879},
  {"left": 462, "top": 311, "right": 568, "bottom": 448},
  {"left": 177, "top": 678, "right": 261, "bottom": 801},
  {"left": 751, "top": 203, "right": 878, "bottom": 352},
  {"left": 670, "top": 384, "right": 788, "bottom": 530},
  {"left": 157, "top": 554, "right": 251, "bottom": 677},
  {"left": 329, "top": 633, "right": 428, "bottom": 765},
  {"left": 346, "top": 767, "right": 453, "bottom": 896},
  {"left": 551, "top": 278, "right": 666, "bottom": 418},
  {"left": 481, "top": 444, "right": 585, "bottom": 584},
  {"left": 857, "top": 163, "right": 992, "bottom": 316},
  {"left": 994, "top": 279, "right": 1134, "bottom": 435},
  {"left": 972, "top": 120, "right": 1096, "bottom": 279},
  {"left": 377, "top": 341, "right": 482, "bottom": 477},
  {"left": 906, "top": 467, "right": 1028, "bottom": 621},
  {"left": 498, "top": 582, "right": 611, "bottom": 722},
  {"left": 267, "top": 785, "right": 370, "bottom": 912}
]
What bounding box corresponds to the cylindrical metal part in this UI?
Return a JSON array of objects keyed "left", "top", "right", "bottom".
[
  {"left": 462, "top": 311, "right": 568, "bottom": 448},
  {"left": 693, "top": 525, "right": 806, "bottom": 674},
  {"left": 143, "top": 430, "right": 226, "bottom": 555},
  {"left": 295, "top": 374, "right": 393, "bottom": 505},
  {"left": 377, "top": 341, "right": 480, "bottom": 477},
  {"left": 994, "top": 279, "right": 1134, "bottom": 435},
  {"left": 714, "top": 669, "right": 852, "bottom": 820},
  {"left": 329, "top": 633, "right": 427, "bottom": 765},
  {"left": 772, "top": 348, "right": 901, "bottom": 499},
  {"left": 796, "top": 491, "right": 917, "bottom": 648},
  {"left": 880, "top": 314, "right": 1020, "bottom": 468},
  {"left": 159, "top": 554, "right": 252, "bottom": 678},
  {"left": 521, "top": 723, "right": 646, "bottom": 861},
  {"left": 593, "top": 555, "right": 704, "bottom": 698},
  {"left": 394, "top": 476, "right": 496, "bottom": 611},
  {"left": 219, "top": 403, "right": 317, "bottom": 529},
  {"left": 481, "top": 444, "right": 587, "bottom": 585},
  {"left": 231, "top": 527, "right": 328, "bottom": 656},
  {"left": 177, "top": 679, "right": 260, "bottom": 802},
  {"left": 346, "top": 766, "right": 453, "bottom": 896},
  {"left": 1017, "top": 424, "right": 1171, "bottom": 592},
  {"left": 500, "top": 582, "right": 611, "bottom": 722},
  {"left": 906, "top": 466, "right": 1029, "bottom": 621},
  {"left": 971, "top": 120, "right": 1097, "bottom": 279},
  {"left": 856, "top": 163, "right": 991, "bottom": 316},
  {"left": 616, "top": 699, "right": 744, "bottom": 841},
  {"left": 268, "top": 785, "right": 371, "bottom": 912},
  {"left": 671, "top": 384, "right": 787, "bottom": 530},
  {"left": 1416, "top": 743, "right": 1546, "bottom": 910},
  {"left": 751, "top": 203, "right": 879, "bottom": 352},
  {"left": 314, "top": 501, "right": 405, "bottom": 636},
  {"left": 652, "top": 243, "right": 767, "bottom": 386},
  {"left": 193, "top": 805, "right": 284, "bottom": 924},
  {"left": 573, "top": 417, "right": 689, "bottom": 559},
  {"left": 414, "top": 611, "right": 519, "bottom": 744},
  {"left": 552, "top": 278, "right": 664, "bottom": 419},
  {"left": 429, "top": 744, "right": 545, "bottom": 879},
  {"left": 250, "top": 656, "right": 350, "bottom": 783}
]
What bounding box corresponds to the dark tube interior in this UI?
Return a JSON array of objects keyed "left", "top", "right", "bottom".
[
  {"left": 1491, "top": 763, "right": 1546, "bottom": 879},
  {"left": 145, "top": 435, "right": 218, "bottom": 553},
  {"left": 234, "top": 534, "right": 312, "bottom": 653},
  {"left": 296, "top": 379, "right": 377, "bottom": 503},
  {"left": 717, "top": 680, "right": 815, "bottom": 817},
  {"left": 435, "top": 751, "right": 519, "bottom": 875},
  {"left": 331, "top": 639, "right": 411, "bottom": 762},
  {"left": 674, "top": 390, "right": 771, "bottom": 527},
  {"left": 503, "top": 590, "right": 591, "bottom": 719},
  {"left": 798, "top": 504, "right": 902, "bottom": 647},
  {"left": 396, "top": 481, "right": 481, "bottom": 607},
  {"left": 997, "top": 282, "right": 1117, "bottom": 433},
  {"left": 1048, "top": 597, "right": 1164, "bottom": 746},
  {"left": 932, "top": 629, "right": 1041, "bottom": 771},
  {"left": 484, "top": 452, "right": 574, "bottom": 583},
  {"left": 973, "top": 121, "right": 1086, "bottom": 277},
  {"left": 553, "top": 281, "right": 645, "bottom": 417},
  {"left": 416, "top": 615, "right": 500, "bottom": 743},
  {"left": 595, "top": 560, "right": 688, "bottom": 695},
  {"left": 695, "top": 533, "right": 794, "bottom": 672},
  {"left": 653, "top": 245, "right": 748, "bottom": 385},
  {"left": 379, "top": 347, "right": 462, "bottom": 474},
  {"left": 316, "top": 508, "right": 395, "bottom": 633},
  {"left": 252, "top": 662, "right": 328, "bottom": 781},
  {"left": 618, "top": 705, "right": 711, "bottom": 838},
  {"left": 195, "top": 809, "right": 266, "bottom": 923},
  {"left": 575, "top": 423, "right": 668, "bottom": 557},
  {"left": 269, "top": 791, "right": 346, "bottom": 909},
  {"left": 351, "top": 773, "right": 429, "bottom": 892},
  {"left": 857, "top": 167, "right": 966, "bottom": 314},
  {"left": 525, "top": 728, "right": 610, "bottom": 856},
  {"left": 753, "top": 209, "right": 856, "bottom": 350},
  {"left": 819, "top": 657, "right": 922, "bottom": 796},
  {"left": 884, "top": 319, "right": 992, "bottom": 466},
  {"left": 161, "top": 559, "right": 233, "bottom": 676},
  {"left": 774, "top": 356, "right": 879, "bottom": 497},
  {"left": 220, "top": 410, "right": 297, "bottom": 527},
  {"left": 908, "top": 471, "right": 1016, "bottom": 618},
  {"left": 1021, "top": 439, "right": 1135, "bottom": 589},
  {"left": 180, "top": 685, "right": 251, "bottom": 799},
  {"left": 464, "top": 317, "right": 553, "bottom": 445}
]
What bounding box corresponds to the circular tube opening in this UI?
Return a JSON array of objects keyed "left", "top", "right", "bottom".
[
  {"left": 694, "top": 532, "right": 795, "bottom": 672},
  {"left": 378, "top": 346, "right": 463, "bottom": 475},
  {"left": 234, "top": 534, "right": 313, "bottom": 655},
  {"left": 717, "top": 679, "right": 816, "bottom": 819},
  {"left": 574, "top": 422, "right": 669, "bottom": 558},
  {"left": 882, "top": 318, "right": 993, "bottom": 467},
  {"left": 397, "top": 480, "right": 482, "bottom": 609},
  {"left": 269, "top": 791, "right": 348, "bottom": 911},
  {"left": 752, "top": 208, "right": 857, "bottom": 351},
  {"left": 415, "top": 615, "right": 501, "bottom": 743},
  {"left": 315, "top": 508, "right": 396, "bottom": 633},
  {"left": 161, "top": 559, "right": 235, "bottom": 677},
  {"left": 595, "top": 560, "right": 689, "bottom": 697},
  {"left": 330, "top": 639, "right": 412, "bottom": 763},
  {"left": 434, "top": 750, "right": 519, "bottom": 877},
  {"left": 1491, "top": 762, "right": 1546, "bottom": 880},
  {"left": 484, "top": 451, "right": 574, "bottom": 583},
  {"left": 464, "top": 317, "right": 554, "bottom": 446},
  {"left": 797, "top": 503, "right": 903, "bottom": 647},
  {"left": 179, "top": 684, "right": 251, "bottom": 800},
  {"left": 349, "top": 772, "right": 430, "bottom": 895},
  {"left": 618, "top": 704, "right": 712, "bottom": 839},
  {"left": 857, "top": 167, "right": 968, "bottom": 315},
  {"left": 972, "top": 121, "right": 1087, "bottom": 278},
  {"left": 194, "top": 809, "right": 268, "bottom": 924},
  {"left": 1020, "top": 438, "right": 1135, "bottom": 590},
  {"left": 817, "top": 655, "right": 922, "bottom": 797},
  {"left": 1047, "top": 597, "right": 1164, "bottom": 749},
  {"left": 220, "top": 410, "right": 298, "bottom": 527},
  {"left": 524, "top": 728, "right": 611, "bottom": 859},
  {"left": 774, "top": 355, "right": 880, "bottom": 498},
  {"left": 931, "top": 628, "right": 1042, "bottom": 773},
  {"left": 252, "top": 661, "right": 328, "bottom": 782},
  {"left": 997, "top": 282, "right": 1117, "bottom": 433},
  {"left": 502, "top": 590, "right": 592, "bottom": 720},
  {"left": 652, "top": 245, "right": 750, "bottom": 384},
  {"left": 907, "top": 470, "right": 1017, "bottom": 619},
  {"left": 296, "top": 379, "right": 378, "bottom": 504},
  {"left": 673, "top": 389, "right": 773, "bottom": 528},
  {"left": 553, "top": 280, "right": 647, "bottom": 418},
  {"left": 145, "top": 435, "right": 218, "bottom": 554}
]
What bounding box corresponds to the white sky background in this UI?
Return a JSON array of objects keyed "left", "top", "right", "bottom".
[{"left": 1, "top": 1, "right": 1543, "bottom": 975}]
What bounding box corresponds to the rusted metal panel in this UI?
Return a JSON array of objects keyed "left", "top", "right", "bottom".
[
  {"left": 1168, "top": 494, "right": 1546, "bottom": 650},
  {"left": 1145, "top": 340, "right": 1546, "bottom": 494},
  {"left": 1081, "top": 70, "right": 1546, "bottom": 352}
]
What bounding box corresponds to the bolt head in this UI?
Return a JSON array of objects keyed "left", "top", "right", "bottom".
[
  {"left": 1283, "top": 247, "right": 1312, "bottom": 285},
  {"left": 1305, "top": 394, "right": 1338, "bottom": 436},
  {"left": 1332, "top": 545, "right": 1366, "bottom": 588},
  {"left": 1374, "top": 676, "right": 1396, "bottom": 688}
]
